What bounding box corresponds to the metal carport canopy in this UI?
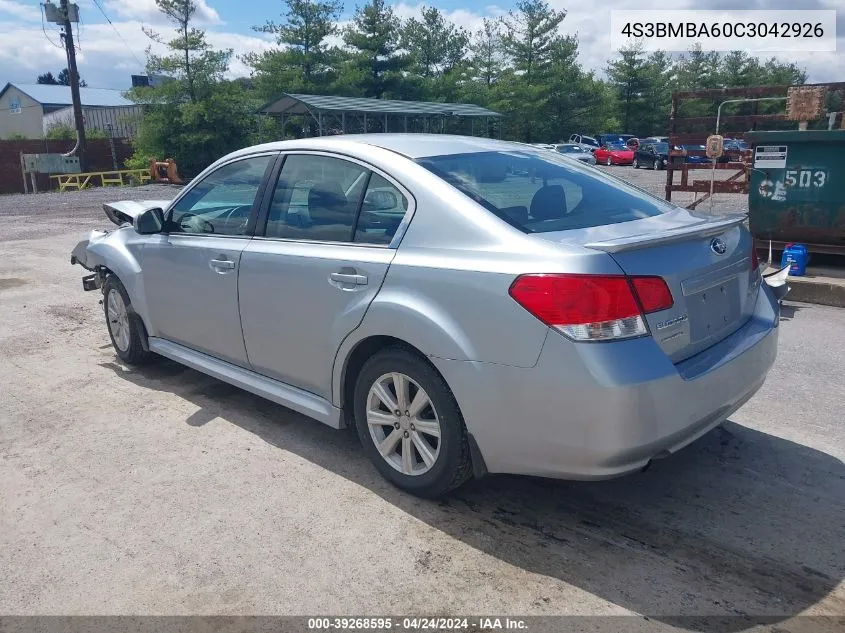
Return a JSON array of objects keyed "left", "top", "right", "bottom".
[{"left": 258, "top": 93, "right": 502, "bottom": 118}]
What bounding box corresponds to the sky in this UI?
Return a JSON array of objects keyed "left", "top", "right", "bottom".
[{"left": 0, "top": 0, "right": 842, "bottom": 91}]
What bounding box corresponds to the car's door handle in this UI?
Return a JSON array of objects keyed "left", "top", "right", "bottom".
[
  {"left": 210, "top": 258, "right": 235, "bottom": 270},
  {"left": 330, "top": 272, "right": 368, "bottom": 285}
]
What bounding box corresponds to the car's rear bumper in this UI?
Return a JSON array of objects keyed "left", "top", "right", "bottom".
[{"left": 432, "top": 284, "right": 779, "bottom": 479}]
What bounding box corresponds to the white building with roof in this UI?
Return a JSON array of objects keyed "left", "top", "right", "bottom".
[{"left": 0, "top": 83, "right": 142, "bottom": 139}]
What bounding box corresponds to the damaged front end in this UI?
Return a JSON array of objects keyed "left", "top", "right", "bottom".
[
  {"left": 70, "top": 229, "right": 112, "bottom": 291},
  {"left": 70, "top": 199, "right": 168, "bottom": 292}
]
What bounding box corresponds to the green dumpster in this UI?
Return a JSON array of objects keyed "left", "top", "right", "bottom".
[{"left": 746, "top": 129, "right": 845, "bottom": 254}]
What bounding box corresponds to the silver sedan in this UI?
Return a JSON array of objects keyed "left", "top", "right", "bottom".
[
  {"left": 72, "top": 134, "right": 783, "bottom": 497},
  {"left": 554, "top": 143, "right": 598, "bottom": 165}
]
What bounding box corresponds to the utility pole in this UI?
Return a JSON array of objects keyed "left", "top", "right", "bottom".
[{"left": 58, "top": 0, "right": 87, "bottom": 171}]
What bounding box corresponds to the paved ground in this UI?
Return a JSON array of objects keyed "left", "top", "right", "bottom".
[{"left": 0, "top": 183, "right": 843, "bottom": 628}]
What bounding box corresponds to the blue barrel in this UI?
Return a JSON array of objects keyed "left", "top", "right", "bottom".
[{"left": 781, "top": 243, "right": 809, "bottom": 276}]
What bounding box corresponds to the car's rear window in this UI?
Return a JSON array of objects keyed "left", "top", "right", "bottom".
[{"left": 416, "top": 150, "right": 674, "bottom": 233}]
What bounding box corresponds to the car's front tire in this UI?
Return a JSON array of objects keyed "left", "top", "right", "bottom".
[
  {"left": 103, "top": 275, "right": 152, "bottom": 365},
  {"left": 654, "top": 159, "right": 662, "bottom": 170},
  {"left": 633, "top": 157, "right": 640, "bottom": 168},
  {"left": 353, "top": 347, "right": 472, "bottom": 497},
  {"left": 606, "top": 157, "right": 613, "bottom": 166}
]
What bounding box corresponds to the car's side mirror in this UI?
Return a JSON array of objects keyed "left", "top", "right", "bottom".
[
  {"left": 365, "top": 190, "right": 399, "bottom": 211},
  {"left": 134, "top": 207, "right": 165, "bottom": 235}
]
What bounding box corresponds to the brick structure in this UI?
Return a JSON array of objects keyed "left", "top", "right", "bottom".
[{"left": 0, "top": 138, "right": 134, "bottom": 194}]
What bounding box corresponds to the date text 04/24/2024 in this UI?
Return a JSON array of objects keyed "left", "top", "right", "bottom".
[{"left": 307, "top": 617, "right": 528, "bottom": 630}]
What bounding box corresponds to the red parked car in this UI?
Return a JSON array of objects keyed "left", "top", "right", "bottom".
[{"left": 593, "top": 142, "right": 634, "bottom": 166}]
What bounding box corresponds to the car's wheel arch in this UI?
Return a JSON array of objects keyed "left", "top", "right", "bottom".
[
  {"left": 86, "top": 235, "right": 153, "bottom": 336},
  {"left": 336, "top": 334, "right": 489, "bottom": 481},
  {"left": 332, "top": 297, "right": 477, "bottom": 408}
]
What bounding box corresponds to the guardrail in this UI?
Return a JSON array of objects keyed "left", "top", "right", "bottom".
[{"left": 50, "top": 169, "right": 152, "bottom": 192}]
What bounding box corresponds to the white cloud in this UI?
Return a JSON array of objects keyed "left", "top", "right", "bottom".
[
  {"left": 1, "top": 0, "right": 842, "bottom": 92},
  {"left": 390, "top": 0, "right": 845, "bottom": 83},
  {"left": 0, "top": 19, "right": 274, "bottom": 89},
  {"left": 0, "top": 0, "right": 40, "bottom": 21},
  {"left": 103, "top": 0, "right": 222, "bottom": 25}
]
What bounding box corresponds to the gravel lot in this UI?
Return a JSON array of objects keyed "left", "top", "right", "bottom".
[{"left": 1, "top": 178, "right": 842, "bottom": 628}]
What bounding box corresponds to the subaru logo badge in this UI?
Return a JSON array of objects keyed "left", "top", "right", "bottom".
[{"left": 710, "top": 237, "right": 727, "bottom": 255}]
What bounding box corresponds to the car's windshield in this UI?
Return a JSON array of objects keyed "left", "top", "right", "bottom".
[
  {"left": 557, "top": 145, "right": 584, "bottom": 153},
  {"left": 653, "top": 143, "right": 668, "bottom": 153},
  {"left": 416, "top": 150, "right": 673, "bottom": 234},
  {"left": 581, "top": 136, "right": 598, "bottom": 146},
  {"left": 606, "top": 143, "right": 628, "bottom": 150}
]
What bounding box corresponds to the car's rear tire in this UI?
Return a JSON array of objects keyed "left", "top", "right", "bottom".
[
  {"left": 103, "top": 275, "right": 152, "bottom": 365},
  {"left": 353, "top": 347, "right": 472, "bottom": 498}
]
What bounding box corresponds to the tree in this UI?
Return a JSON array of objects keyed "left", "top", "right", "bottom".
[
  {"left": 142, "top": 0, "right": 229, "bottom": 104},
  {"left": 498, "top": 0, "right": 568, "bottom": 141},
  {"left": 130, "top": 0, "right": 255, "bottom": 174},
  {"left": 401, "top": 6, "right": 468, "bottom": 79},
  {"left": 606, "top": 44, "right": 651, "bottom": 133},
  {"left": 37, "top": 68, "right": 86, "bottom": 87},
  {"left": 469, "top": 18, "right": 504, "bottom": 90},
  {"left": 37, "top": 72, "right": 58, "bottom": 85},
  {"left": 501, "top": 0, "right": 566, "bottom": 84},
  {"left": 246, "top": 0, "right": 343, "bottom": 97},
  {"left": 343, "top": 0, "right": 404, "bottom": 99}
]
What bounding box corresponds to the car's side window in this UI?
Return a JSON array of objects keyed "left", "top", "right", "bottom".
[
  {"left": 354, "top": 174, "right": 409, "bottom": 245},
  {"left": 265, "top": 155, "right": 368, "bottom": 242},
  {"left": 167, "top": 155, "right": 273, "bottom": 236}
]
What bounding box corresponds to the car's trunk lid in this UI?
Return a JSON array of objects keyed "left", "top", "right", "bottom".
[{"left": 535, "top": 209, "right": 760, "bottom": 363}]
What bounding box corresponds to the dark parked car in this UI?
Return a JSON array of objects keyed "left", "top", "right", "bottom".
[
  {"left": 633, "top": 142, "right": 669, "bottom": 170},
  {"left": 677, "top": 144, "right": 710, "bottom": 164},
  {"left": 597, "top": 134, "right": 629, "bottom": 147}
]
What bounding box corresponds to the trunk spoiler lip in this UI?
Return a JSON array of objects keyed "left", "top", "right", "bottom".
[{"left": 583, "top": 214, "right": 747, "bottom": 253}]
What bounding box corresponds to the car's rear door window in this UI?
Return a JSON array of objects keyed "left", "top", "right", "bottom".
[
  {"left": 354, "top": 174, "right": 409, "bottom": 245},
  {"left": 417, "top": 150, "right": 673, "bottom": 233},
  {"left": 264, "top": 155, "right": 368, "bottom": 242}
]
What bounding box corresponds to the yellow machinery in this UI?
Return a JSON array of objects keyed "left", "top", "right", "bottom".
[{"left": 149, "top": 158, "right": 184, "bottom": 185}]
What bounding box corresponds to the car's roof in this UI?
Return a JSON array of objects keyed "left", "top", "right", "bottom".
[{"left": 236, "top": 134, "right": 530, "bottom": 160}]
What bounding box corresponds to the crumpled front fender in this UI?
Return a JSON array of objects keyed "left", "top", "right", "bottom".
[{"left": 70, "top": 229, "right": 110, "bottom": 271}]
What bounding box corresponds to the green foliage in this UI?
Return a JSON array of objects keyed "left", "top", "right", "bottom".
[
  {"left": 245, "top": 0, "right": 342, "bottom": 97},
  {"left": 401, "top": 7, "right": 468, "bottom": 80},
  {"left": 343, "top": 0, "right": 405, "bottom": 99},
  {"left": 129, "top": 0, "right": 256, "bottom": 175},
  {"left": 46, "top": 124, "right": 107, "bottom": 140},
  {"left": 125, "top": 0, "right": 813, "bottom": 175},
  {"left": 37, "top": 68, "right": 87, "bottom": 86},
  {"left": 6, "top": 133, "right": 29, "bottom": 140}
]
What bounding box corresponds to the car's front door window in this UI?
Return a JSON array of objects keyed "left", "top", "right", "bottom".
[{"left": 167, "top": 155, "right": 274, "bottom": 236}]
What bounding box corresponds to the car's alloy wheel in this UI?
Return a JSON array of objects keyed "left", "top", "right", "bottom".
[
  {"left": 353, "top": 347, "right": 472, "bottom": 497},
  {"left": 633, "top": 158, "right": 639, "bottom": 168},
  {"left": 366, "top": 372, "right": 441, "bottom": 476},
  {"left": 106, "top": 288, "right": 131, "bottom": 353},
  {"left": 654, "top": 159, "right": 661, "bottom": 170},
  {"left": 102, "top": 275, "right": 152, "bottom": 365},
  {"left": 606, "top": 157, "right": 613, "bottom": 166}
]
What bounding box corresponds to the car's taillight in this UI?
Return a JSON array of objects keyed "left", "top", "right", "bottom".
[
  {"left": 751, "top": 244, "right": 760, "bottom": 272},
  {"left": 509, "top": 274, "right": 673, "bottom": 342},
  {"left": 630, "top": 277, "right": 674, "bottom": 313}
]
